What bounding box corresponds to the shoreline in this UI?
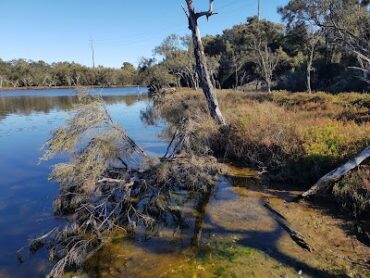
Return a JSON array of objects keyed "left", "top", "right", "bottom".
[{"left": 0, "top": 85, "right": 145, "bottom": 92}]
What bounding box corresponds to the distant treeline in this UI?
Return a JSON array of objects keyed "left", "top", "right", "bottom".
[
  {"left": 0, "top": 60, "right": 140, "bottom": 88},
  {"left": 1, "top": 1, "right": 369, "bottom": 92},
  {"left": 140, "top": 0, "right": 370, "bottom": 93}
]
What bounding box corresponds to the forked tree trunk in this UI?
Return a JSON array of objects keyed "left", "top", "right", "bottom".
[{"left": 184, "top": 0, "right": 226, "bottom": 125}]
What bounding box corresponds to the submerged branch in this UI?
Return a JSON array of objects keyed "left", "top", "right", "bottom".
[
  {"left": 33, "top": 92, "right": 221, "bottom": 277},
  {"left": 264, "top": 201, "right": 312, "bottom": 252}
]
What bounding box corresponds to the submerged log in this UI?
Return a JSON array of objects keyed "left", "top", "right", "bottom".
[
  {"left": 296, "top": 146, "right": 370, "bottom": 201},
  {"left": 264, "top": 202, "right": 312, "bottom": 252}
]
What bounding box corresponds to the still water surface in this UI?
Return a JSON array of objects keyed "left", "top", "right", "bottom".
[{"left": 0, "top": 87, "right": 167, "bottom": 277}]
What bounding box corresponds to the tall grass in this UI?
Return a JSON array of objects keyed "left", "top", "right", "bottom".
[{"left": 158, "top": 89, "right": 370, "bottom": 185}]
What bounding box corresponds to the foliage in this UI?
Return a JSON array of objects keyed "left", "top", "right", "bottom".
[
  {"left": 0, "top": 59, "right": 139, "bottom": 88},
  {"left": 137, "top": 5, "right": 370, "bottom": 93},
  {"left": 279, "top": 0, "right": 370, "bottom": 86},
  {"left": 138, "top": 58, "right": 176, "bottom": 92}
]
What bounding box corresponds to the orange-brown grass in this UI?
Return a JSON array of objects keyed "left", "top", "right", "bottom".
[{"left": 158, "top": 89, "right": 370, "bottom": 186}]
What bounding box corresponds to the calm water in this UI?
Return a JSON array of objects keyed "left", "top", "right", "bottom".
[{"left": 0, "top": 87, "right": 168, "bottom": 277}]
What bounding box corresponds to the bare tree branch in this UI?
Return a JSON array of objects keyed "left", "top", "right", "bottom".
[{"left": 195, "top": 0, "right": 218, "bottom": 20}]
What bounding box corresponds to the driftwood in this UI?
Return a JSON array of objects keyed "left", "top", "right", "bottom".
[
  {"left": 264, "top": 202, "right": 312, "bottom": 252},
  {"left": 296, "top": 146, "right": 370, "bottom": 201}
]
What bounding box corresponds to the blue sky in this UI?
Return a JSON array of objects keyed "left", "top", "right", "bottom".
[{"left": 0, "top": 0, "right": 288, "bottom": 68}]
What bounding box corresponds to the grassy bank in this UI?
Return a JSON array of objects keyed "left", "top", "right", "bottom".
[{"left": 156, "top": 89, "right": 370, "bottom": 219}]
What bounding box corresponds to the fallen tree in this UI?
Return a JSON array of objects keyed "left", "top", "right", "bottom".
[
  {"left": 28, "top": 93, "right": 221, "bottom": 278},
  {"left": 295, "top": 146, "right": 370, "bottom": 201}
]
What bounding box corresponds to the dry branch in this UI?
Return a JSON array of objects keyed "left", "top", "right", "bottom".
[{"left": 31, "top": 92, "right": 221, "bottom": 277}]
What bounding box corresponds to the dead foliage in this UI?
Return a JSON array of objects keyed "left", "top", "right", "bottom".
[{"left": 29, "top": 92, "right": 221, "bottom": 277}]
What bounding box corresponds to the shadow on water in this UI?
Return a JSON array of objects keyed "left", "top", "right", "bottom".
[
  {"left": 189, "top": 176, "right": 340, "bottom": 277},
  {"left": 205, "top": 219, "right": 341, "bottom": 278},
  {"left": 86, "top": 171, "right": 361, "bottom": 277},
  {"left": 80, "top": 102, "right": 369, "bottom": 277}
]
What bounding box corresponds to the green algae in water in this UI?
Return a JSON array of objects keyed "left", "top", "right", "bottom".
[{"left": 162, "top": 241, "right": 298, "bottom": 278}]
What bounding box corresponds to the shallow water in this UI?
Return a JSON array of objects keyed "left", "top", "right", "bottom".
[
  {"left": 0, "top": 88, "right": 368, "bottom": 277},
  {"left": 81, "top": 166, "right": 370, "bottom": 278},
  {"left": 0, "top": 87, "right": 168, "bottom": 277}
]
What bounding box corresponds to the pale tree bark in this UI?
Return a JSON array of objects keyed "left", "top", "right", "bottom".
[
  {"left": 306, "top": 32, "right": 321, "bottom": 94},
  {"left": 349, "top": 51, "right": 370, "bottom": 85},
  {"left": 306, "top": 45, "right": 314, "bottom": 93},
  {"left": 306, "top": 36, "right": 319, "bottom": 94},
  {"left": 232, "top": 49, "right": 239, "bottom": 89},
  {"left": 183, "top": 0, "right": 226, "bottom": 125},
  {"left": 319, "top": 4, "right": 370, "bottom": 85},
  {"left": 296, "top": 146, "right": 370, "bottom": 200},
  {"left": 251, "top": 41, "right": 280, "bottom": 94},
  {"left": 10, "top": 80, "right": 19, "bottom": 88}
]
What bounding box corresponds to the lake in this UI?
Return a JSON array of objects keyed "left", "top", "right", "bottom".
[{"left": 0, "top": 87, "right": 168, "bottom": 277}]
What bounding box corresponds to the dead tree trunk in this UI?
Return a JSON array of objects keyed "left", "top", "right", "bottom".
[
  {"left": 306, "top": 45, "right": 314, "bottom": 94},
  {"left": 184, "top": 0, "right": 226, "bottom": 126},
  {"left": 296, "top": 146, "right": 370, "bottom": 201},
  {"left": 306, "top": 34, "right": 319, "bottom": 94}
]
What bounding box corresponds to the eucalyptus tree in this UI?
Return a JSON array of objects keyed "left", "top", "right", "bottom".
[
  {"left": 279, "top": 0, "right": 370, "bottom": 84},
  {"left": 243, "top": 17, "right": 286, "bottom": 93},
  {"left": 0, "top": 59, "right": 9, "bottom": 88},
  {"left": 154, "top": 34, "right": 198, "bottom": 89}
]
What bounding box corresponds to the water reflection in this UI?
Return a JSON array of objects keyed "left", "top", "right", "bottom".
[
  {"left": 0, "top": 94, "right": 148, "bottom": 121},
  {"left": 0, "top": 87, "right": 168, "bottom": 277}
]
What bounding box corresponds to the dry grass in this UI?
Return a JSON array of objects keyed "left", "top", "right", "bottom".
[
  {"left": 155, "top": 88, "right": 370, "bottom": 225},
  {"left": 157, "top": 89, "right": 370, "bottom": 185}
]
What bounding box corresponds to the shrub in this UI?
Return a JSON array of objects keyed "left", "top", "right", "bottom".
[{"left": 333, "top": 166, "right": 370, "bottom": 219}]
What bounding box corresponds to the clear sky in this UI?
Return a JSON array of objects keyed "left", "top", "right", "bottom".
[{"left": 0, "top": 0, "right": 288, "bottom": 68}]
